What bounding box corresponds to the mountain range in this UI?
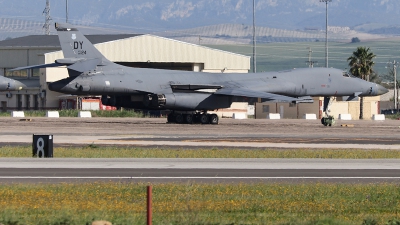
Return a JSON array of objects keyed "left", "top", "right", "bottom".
[{"left": 1, "top": 0, "right": 400, "bottom": 32}]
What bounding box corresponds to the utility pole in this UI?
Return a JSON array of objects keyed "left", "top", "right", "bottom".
[
  {"left": 43, "top": 0, "right": 52, "bottom": 35},
  {"left": 388, "top": 60, "right": 399, "bottom": 110},
  {"left": 252, "top": 0, "right": 256, "bottom": 73},
  {"left": 306, "top": 47, "right": 317, "bottom": 68},
  {"left": 396, "top": 63, "right": 398, "bottom": 111},
  {"left": 320, "top": 0, "right": 332, "bottom": 68},
  {"left": 66, "top": 0, "right": 69, "bottom": 23}
]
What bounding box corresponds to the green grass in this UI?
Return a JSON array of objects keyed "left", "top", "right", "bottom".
[
  {"left": 208, "top": 39, "right": 400, "bottom": 76},
  {"left": 1, "top": 182, "right": 400, "bottom": 225},
  {"left": 1, "top": 145, "right": 400, "bottom": 158},
  {"left": 386, "top": 113, "right": 400, "bottom": 120}
]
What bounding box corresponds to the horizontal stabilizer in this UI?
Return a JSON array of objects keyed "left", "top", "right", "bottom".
[
  {"left": 67, "top": 58, "right": 102, "bottom": 73},
  {"left": 10, "top": 63, "right": 62, "bottom": 71},
  {"left": 55, "top": 58, "right": 87, "bottom": 65},
  {"left": 215, "top": 88, "right": 301, "bottom": 102}
]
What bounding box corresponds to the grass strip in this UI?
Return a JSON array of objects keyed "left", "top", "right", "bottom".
[
  {"left": 1, "top": 145, "right": 400, "bottom": 158},
  {"left": 1, "top": 182, "right": 400, "bottom": 225}
]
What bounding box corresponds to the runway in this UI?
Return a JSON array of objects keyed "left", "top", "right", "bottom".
[
  {"left": 1, "top": 158, "right": 400, "bottom": 183},
  {"left": 1, "top": 117, "right": 399, "bottom": 184},
  {"left": 0, "top": 117, "right": 399, "bottom": 149}
]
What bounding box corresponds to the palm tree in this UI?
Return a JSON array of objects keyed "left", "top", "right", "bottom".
[{"left": 347, "top": 47, "right": 376, "bottom": 119}]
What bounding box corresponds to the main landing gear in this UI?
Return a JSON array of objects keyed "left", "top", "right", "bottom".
[
  {"left": 167, "top": 111, "right": 219, "bottom": 125},
  {"left": 321, "top": 97, "right": 335, "bottom": 127}
]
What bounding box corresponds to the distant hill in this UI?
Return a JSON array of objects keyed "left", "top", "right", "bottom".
[
  {"left": 1, "top": 0, "right": 400, "bottom": 32},
  {"left": 162, "top": 24, "right": 384, "bottom": 45},
  {"left": 0, "top": 18, "right": 386, "bottom": 45},
  {"left": 369, "top": 26, "right": 400, "bottom": 35},
  {"left": 0, "top": 18, "right": 135, "bottom": 41}
]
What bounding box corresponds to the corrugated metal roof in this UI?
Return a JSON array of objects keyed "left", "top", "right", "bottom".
[{"left": 0, "top": 34, "right": 143, "bottom": 47}]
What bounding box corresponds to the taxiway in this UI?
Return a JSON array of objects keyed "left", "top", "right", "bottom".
[{"left": 0, "top": 117, "right": 399, "bottom": 183}]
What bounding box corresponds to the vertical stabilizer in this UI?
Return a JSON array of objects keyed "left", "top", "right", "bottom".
[{"left": 55, "top": 23, "right": 109, "bottom": 63}]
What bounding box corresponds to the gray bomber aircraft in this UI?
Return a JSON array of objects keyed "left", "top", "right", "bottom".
[{"left": 12, "top": 23, "right": 388, "bottom": 125}]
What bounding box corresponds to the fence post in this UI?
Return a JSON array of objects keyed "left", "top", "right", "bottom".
[{"left": 147, "top": 186, "right": 152, "bottom": 225}]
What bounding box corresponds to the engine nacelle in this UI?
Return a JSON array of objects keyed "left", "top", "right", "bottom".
[
  {"left": 145, "top": 93, "right": 232, "bottom": 110},
  {"left": 103, "top": 93, "right": 232, "bottom": 111}
]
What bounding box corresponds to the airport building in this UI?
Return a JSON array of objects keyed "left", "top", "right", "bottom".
[
  {"left": 255, "top": 96, "right": 382, "bottom": 120},
  {"left": 0, "top": 34, "right": 250, "bottom": 111}
]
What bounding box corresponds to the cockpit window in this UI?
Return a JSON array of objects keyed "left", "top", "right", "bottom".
[
  {"left": 342, "top": 71, "right": 357, "bottom": 78},
  {"left": 342, "top": 72, "right": 350, "bottom": 77}
]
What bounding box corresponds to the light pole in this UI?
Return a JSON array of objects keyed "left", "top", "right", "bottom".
[
  {"left": 395, "top": 63, "right": 398, "bottom": 110},
  {"left": 387, "top": 60, "right": 398, "bottom": 110},
  {"left": 306, "top": 47, "right": 317, "bottom": 68},
  {"left": 253, "top": 0, "right": 256, "bottom": 73},
  {"left": 393, "top": 61, "right": 398, "bottom": 110},
  {"left": 320, "top": 0, "right": 332, "bottom": 68},
  {"left": 66, "top": 0, "right": 69, "bottom": 23}
]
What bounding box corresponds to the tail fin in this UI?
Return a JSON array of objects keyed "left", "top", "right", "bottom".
[{"left": 55, "top": 23, "right": 109, "bottom": 63}]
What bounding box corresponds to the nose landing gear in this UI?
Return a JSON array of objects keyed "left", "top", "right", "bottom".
[
  {"left": 321, "top": 97, "right": 335, "bottom": 127},
  {"left": 321, "top": 115, "right": 335, "bottom": 126}
]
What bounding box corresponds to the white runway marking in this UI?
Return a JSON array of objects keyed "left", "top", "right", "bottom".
[{"left": 1, "top": 177, "right": 400, "bottom": 179}]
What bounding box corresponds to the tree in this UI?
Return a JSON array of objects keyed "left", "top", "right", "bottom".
[
  {"left": 351, "top": 37, "right": 360, "bottom": 43},
  {"left": 369, "top": 71, "right": 382, "bottom": 84},
  {"left": 347, "top": 47, "right": 376, "bottom": 119}
]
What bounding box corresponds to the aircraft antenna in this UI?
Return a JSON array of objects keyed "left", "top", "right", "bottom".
[
  {"left": 320, "top": 0, "right": 332, "bottom": 68},
  {"left": 43, "top": 0, "right": 52, "bottom": 35},
  {"left": 252, "top": 0, "right": 257, "bottom": 73}
]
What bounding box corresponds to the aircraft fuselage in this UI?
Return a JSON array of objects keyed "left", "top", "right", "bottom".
[{"left": 48, "top": 65, "right": 387, "bottom": 111}]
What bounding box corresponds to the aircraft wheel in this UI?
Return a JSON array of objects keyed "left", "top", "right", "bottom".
[
  {"left": 193, "top": 114, "right": 200, "bottom": 123},
  {"left": 175, "top": 114, "right": 184, "bottom": 124},
  {"left": 321, "top": 117, "right": 328, "bottom": 126},
  {"left": 209, "top": 114, "right": 219, "bottom": 125},
  {"left": 184, "top": 114, "right": 193, "bottom": 124},
  {"left": 199, "top": 114, "right": 209, "bottom": 124},
  {"left": 167, "top": 113, "right": 174, "bottom": 123}
]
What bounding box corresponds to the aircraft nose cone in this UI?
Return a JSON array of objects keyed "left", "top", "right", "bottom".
[{"left": 377, "top": 84, "right": 389, "bottom": 95}]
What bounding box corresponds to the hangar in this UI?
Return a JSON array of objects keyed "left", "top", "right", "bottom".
[{"left": 0, "top": 34, "right": 250, "bottom": 111}]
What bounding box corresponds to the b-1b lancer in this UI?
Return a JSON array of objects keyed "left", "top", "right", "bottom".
[{"left": 12, "top": 23, "right": 388, "bottom": 125}]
